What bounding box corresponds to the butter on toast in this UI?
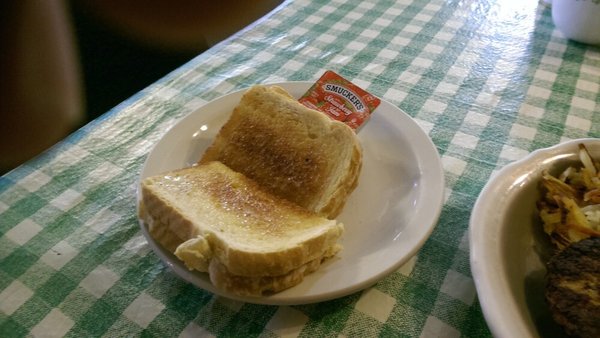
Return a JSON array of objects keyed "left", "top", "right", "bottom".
[
  {"left": 200, "top": 85, "right": 362, "bottom": 219},
  {"left": 139, "top": 161, "right": 343, "bottom": 296}
]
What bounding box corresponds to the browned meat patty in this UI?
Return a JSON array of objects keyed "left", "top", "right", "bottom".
[{"left": 545, "top": 236, "right": 600, "bottom": 338}]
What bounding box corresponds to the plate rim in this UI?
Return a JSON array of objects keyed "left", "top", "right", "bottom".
[{"left": 137, "top": 81, "right": 445, "bottom": 305}]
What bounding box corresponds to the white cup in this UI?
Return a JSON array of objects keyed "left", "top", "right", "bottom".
[{"left": 552, "top": 0, "right": 600, "bottom": 45}]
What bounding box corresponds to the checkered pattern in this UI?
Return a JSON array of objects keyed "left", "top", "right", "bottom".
[{"left": 1, "top": 0, "right": 599, "bottom": 336}]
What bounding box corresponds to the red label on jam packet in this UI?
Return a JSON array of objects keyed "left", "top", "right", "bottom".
[{"left": 298, "top": 70, "right": 381, "bottom": 131}]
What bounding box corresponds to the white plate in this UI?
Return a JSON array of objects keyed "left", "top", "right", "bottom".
[
  {"left": 138, "top": 81, "right": 444, "bottom": 305},
  {"left": 470, "top": 138, "right": 600, "bottom": 338}
]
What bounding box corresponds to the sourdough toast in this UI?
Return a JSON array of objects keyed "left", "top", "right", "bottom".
[
  {"left": 139, "top": 161, "right": 344, "bottom": 295},
  {"left": 200, "top": 85, "right": 362, "bottom": 219}
]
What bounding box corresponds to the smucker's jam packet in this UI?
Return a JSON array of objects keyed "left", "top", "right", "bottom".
[{"left": 298, "top": 70, "right": 381, "bottom": 131}]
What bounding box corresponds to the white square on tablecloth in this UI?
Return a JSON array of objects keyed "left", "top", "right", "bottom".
[
  {"left": 565, "top": 115, "right": 591, "bottom": 132},
  {"left": 526, "top": 85, "right": 552, "bottom": 100},
  {"left": 334, "top": 22, "right": 351, "bottom": 32},
  {"left": 80, "top": 265, "right": 120, "bottom": 298},
  {"left": 346, "top": 11, "right": 362, "bottom": 20},
  {"left": 581, "top": 64, "right": 600, "bottom": 77},
  {"left": 435, "top": 81, "right": 459, "bottom": 95},
  {"left": 404, "top": 24, "right": 422, "bottom": 34},
  {"left": 225, "top": 41, "right": 246, "bottom": 55},
  {"left": 434, "top": 31, "right": 454, "bottom": 42},
  {"left": 576, "top": 79, "right": 600, "bottom": 93},
  {"left": 384, "top": 87, "right": 408, "bottom": 103},
  {"left": 424, "top": 44, "right": 444, "bottom": 54},
  {"left": 357, "top": 1, "right": 375, "bottom": 10},
  {"left": 440, "top": 270, "right": 476, "bottom": 305},
  {"left": 446, "top": 20, "right": 462, "bottom": 29},
  {"left": 423, "top": 99, "right": 448, "bottom": 114},
  {"left": 299, "top": 44, "right": 325, "bottom": 58},
  {"left": 485, "top": 74, "right": 510, "bottom": 94},
  {"left": 347, "top": 41, "right": 367, "bottom": 51},
  {"left": 475, "top": 91, "right": 500, "bottom": 107},
  {"left": 441, "top": 155, "right": 467, "bottom": 176},
  {"left": 415, "top": 13, "right": 432, "bottom": 22},
  {"left": 265, "top": 306, "right": 308, "bottom": 338},
  {"left": 425, "top": 3, "right": 442, "bottom": 11},
  {"left": 373, "top": 17, "right": 392, "bottom": 27},
  {"left": 0, "top": 280, "right": 33, "bottom": 315},
  {"left": 399, "top": 71, "right": 422, "bottom": 85},
  {"left": 571, "top": 96, "right": 596, "bottom": 111},
  {"left": 122, "top": 234, "right": 151, "bottom": 256},
  {"left": 214, "top": 81, "right": 236, "bottom": 96},
  {"left": 420, "top": 316, "right": 460, "bottom": 338},
  {"left": 264, "top": 74, "right": 287, "bottom": 85},
  {"left": 385, "top": 6, "right": 404, "bottom": 16},
  {"left": 464, "top": 111, "right": 490, "bottom": 127},
  {"left": 58, "top": 145, "right": 91, "bottom": 166},
  {"left": 128, "top": 139, "right": 155, "bottom": 159},
  {"left": 351, "top": 78, "right": 370, "bottom": 90},
  {"left": 50, "top": 189, "right": 85, "bottom": 212},
  {"left": 412, "top": 57, "right": 433, "bottom": 69},
  {"left": 124, "top": 292, "right": 165, "bottom": 329},
  {"left": 87, "top": 162, "right": 123, "bottom": 185},
  {"left": 451, "top": 132, "right": 478, "bottom": 150},
  {"left": 495, "top": 59, "right": 517, "bottom": 76},
  {"left": 40, "top": 240, "right": 79, "bottom": 270},
  {"left": 282, "top": 59, "right": 304, "bottom": 72},
  {"left": 540, "top": 55, "right": 562, "bottom": 67},
  {"left": 509, "top": 123, "right": 537, "bottom": 140},
  {"left": 179, "top": 322, "right": 215, "bottom": 338},
  {"left": 534, "top": 69, "right": 557, "bottom": 83},
  {"left": 154, "top": 87, "right": 179, "bottom": 101},
  {"left": 255, "top": 51, "right": 275, "bottom": 62},
  {"left": 302, "top": 16, "right": 320, "bottom": 25},
  {"left": 5, "top": 219, "right": 42, "bottom": 246},
  {"left": 30, "top": 309, "right": 74, "bottom": 338},
  {"left": 182, "top": 97, "right": 208, "bottom": 116},
  {"left": 361, "top": 29, "right": 379, "bottom": 39},
  {"left": 320, "top": 4, "right": 336, "bottom": 13},
  {"left": 447, "top": 64, "right": 467, "bottom": 79},
  {"left": 499, "top": 144, "right": 529, "bottom": 162},
  {"left": 20, "top": 170, "right": 51, "bottom": 192},
  {"left": 519, "top": 103, "right": 544, "bottom": 119},
  {"left": 391, "top": 35, "right": 411, "bottom": 47},
  {"left": 289, "top": 26, "right": 308, "bottom": 36},
  {"left": 318, "top": 33, "right": 336, "bottom": 44},
  {"left": 355, "top": 288, "right": 396, "bottom": 322},
  {"left": 377, "top": 49, "right": 399, "bottom": 61}
]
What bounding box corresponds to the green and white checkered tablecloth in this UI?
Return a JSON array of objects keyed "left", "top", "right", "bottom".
[{"left": 1, "top": 0, "right": 599, "bottom": 336}]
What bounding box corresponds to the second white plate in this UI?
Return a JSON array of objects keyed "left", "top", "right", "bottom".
[{"left": 138, "top": 81, "right": 445, "bottom": 305}]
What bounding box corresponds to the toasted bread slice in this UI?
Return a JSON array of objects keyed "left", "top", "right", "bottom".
[
  {"left": 144, "top": 210, "right": 340, "bottom": 296},
  {"left": 139, "top": 162, "right": 343, "bottom": 289},
  {"left": 207, "top": 247, "right": 339, "bottom": 296},
  {"left": 200, "top": 85, "right": 362, "bottom": 219}
]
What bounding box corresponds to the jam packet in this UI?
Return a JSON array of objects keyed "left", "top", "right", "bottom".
[{"left": 298, "top": 70, "right": 381, "bottom": 131}]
